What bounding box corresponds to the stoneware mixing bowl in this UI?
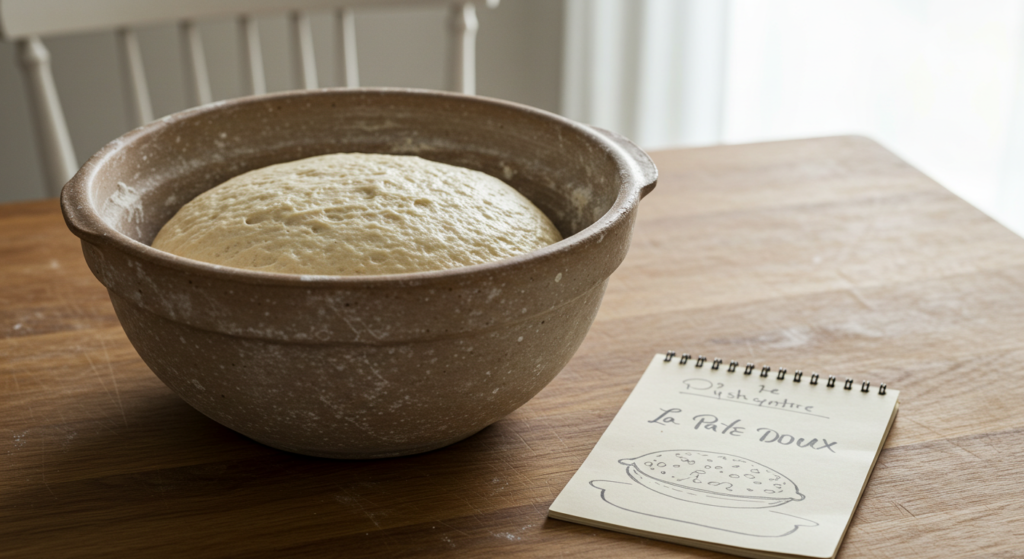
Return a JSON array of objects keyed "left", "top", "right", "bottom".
[{"left": 61, "top": 88, "right": 657, "bottom": 459}]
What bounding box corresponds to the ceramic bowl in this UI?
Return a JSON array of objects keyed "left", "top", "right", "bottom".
[{"left": 61, "top": 88, "right": 657, "bottom": 459}]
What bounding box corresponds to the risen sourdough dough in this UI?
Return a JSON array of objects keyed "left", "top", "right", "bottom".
[{"left": 151, "top": 153, "right": 562, "bottom": 276}]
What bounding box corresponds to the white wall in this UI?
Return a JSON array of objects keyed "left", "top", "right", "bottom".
[
  {"left": 560, "top": 0, "right": 1024, "bottom": 237},
  {"left": 0, "top": 0, "right": 563, "bottom": 202},
  {"left": 561, "top": 0, "right": 728, "bottom": 149},
  {"left": 723, "top": 0, "right": 1024, "bottom": 235}
]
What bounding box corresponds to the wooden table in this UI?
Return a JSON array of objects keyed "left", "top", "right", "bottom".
[{"left": 3, "top": 136, "right": 1022, "bottom": 557}]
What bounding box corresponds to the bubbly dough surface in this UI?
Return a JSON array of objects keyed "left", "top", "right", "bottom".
[{"left": 151, "top": 153, "right": 562, "bottom": 276}]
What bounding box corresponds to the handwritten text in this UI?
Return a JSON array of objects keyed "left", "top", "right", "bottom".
[{"left": 648, "top": 410, "right": 838, "bottom": 453}]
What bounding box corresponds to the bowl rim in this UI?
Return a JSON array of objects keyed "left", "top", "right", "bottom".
[{"left": 61, "top": 87, "right": 656, "bottom": 288}]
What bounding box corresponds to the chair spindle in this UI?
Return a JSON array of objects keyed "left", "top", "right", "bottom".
[
  {"left": 239, "top": 16, "right": 267, "bottom": 96},
  {"left": 336, "top": 8, "right": 359, "bottom": 88},
  {"left": 116, "top": 28, "right": 154, "bottom": 127},
  {"left": 291, "top": 11, "right": 318, "bottom": 90},
  {"left": 180, "top": 21, "right": 213, "bottom": 106},
  {"left": 16, "top": 37, "right": 77, "bottom": 195},
  {"left": 448, "top": 2, "right": 478, "bottom": 95}
]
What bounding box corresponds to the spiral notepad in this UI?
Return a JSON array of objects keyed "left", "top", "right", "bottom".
[{"left": 548, "top": 353, "right": 900, "bottom": 559}]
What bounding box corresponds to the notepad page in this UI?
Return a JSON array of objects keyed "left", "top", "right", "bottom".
[{"left": 549, "top": 354, "right": 900, "bottom": 559}]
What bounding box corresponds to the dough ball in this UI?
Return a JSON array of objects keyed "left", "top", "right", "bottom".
[{"left": 151, "top": 153, "right": 562, "bottom": 276}]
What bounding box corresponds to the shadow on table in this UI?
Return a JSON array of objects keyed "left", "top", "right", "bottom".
[{"left": 3, "top": 385, "right": 617, "bottom": 556}]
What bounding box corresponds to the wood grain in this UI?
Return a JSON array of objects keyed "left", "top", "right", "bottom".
[{"left": 3, "top": 136, "right": 1022, "bottom": 557}]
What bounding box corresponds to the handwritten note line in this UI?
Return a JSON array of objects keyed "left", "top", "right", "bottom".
[{"left": 678, "top": 392, "right": 831, "bottom": 419}]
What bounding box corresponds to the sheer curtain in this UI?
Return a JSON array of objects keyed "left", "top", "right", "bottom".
[
  {"left": 562, "top": 0, "right": 729, "bottom": 147},
  {"left": 562, "top": 0, "right": 1024, "bottom": 236}
]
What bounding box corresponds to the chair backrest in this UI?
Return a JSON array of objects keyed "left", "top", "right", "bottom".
[{"left": 0, "top": 0, "right": 499, "bottom": 195}]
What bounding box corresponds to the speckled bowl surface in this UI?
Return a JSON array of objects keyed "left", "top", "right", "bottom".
[{"left": 61, "top": 88, "right": 657, "bottom": 459}]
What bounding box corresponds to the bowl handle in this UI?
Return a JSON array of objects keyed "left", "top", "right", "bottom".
[
  {"left": 590, "top": 126, "right": 659, "bottom": 199},
  {"left": 60, "top": 168, "right": 107, "bottom": 245}
]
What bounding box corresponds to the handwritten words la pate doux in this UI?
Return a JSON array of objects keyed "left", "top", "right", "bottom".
[{"left": 647, "top": 410, "right": 839, "bottom": 453}]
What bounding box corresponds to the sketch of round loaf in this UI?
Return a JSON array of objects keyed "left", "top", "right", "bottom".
[{"left": 619, "top": 450, "right": 806, "bottom": 509}]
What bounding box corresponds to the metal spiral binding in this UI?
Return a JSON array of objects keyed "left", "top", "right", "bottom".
[{"left": 664, "top": 351, "right": 891, "bottom": 394}]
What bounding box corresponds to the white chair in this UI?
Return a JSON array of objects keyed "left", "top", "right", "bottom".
[{"left": 0, "top": 0, "right": 499, "bottom": 196}]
